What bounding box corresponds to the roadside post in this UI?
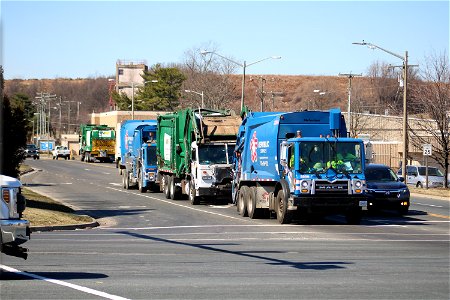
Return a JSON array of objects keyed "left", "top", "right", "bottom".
[{"left": 423, "top": 144, "right": 432, "bottom": 189}]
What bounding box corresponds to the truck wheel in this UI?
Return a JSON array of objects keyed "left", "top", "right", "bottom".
[
  {"left": 163, "top": 175, "right": 171, "bottom": 199},
  {"left": 124, "top": 171, "right": 131, "bottom": 190},
  {"left": 276, "top": 189, "right": 292, "bottom": 224},
  {"left": 237, "top": 186, "right": 249, "bottom": 217},
  {"left": 416, "top": 182, "right": 423, "bottom": 188},
  {"left": 247, "top": 186, "right": 260, "bottom": 219},
  {"left": 189, "top": 181, "right": 199, "bottom": 205},
  {"left": 122, "top": 171, "right": 127, "bottom": 189},
  {"left": 169, "top": 176, "right": 177, "bottom": 200},
  {"left": 138, "top": 170, "right": 147, "bottom": 193}
]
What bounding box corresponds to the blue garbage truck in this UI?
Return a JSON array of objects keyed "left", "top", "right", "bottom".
[
  {"left": 233, "top": 108, "right": 367, "bottom": 224},
  {"left": 119, "top": 120, "right": 158, "bottom": 192}
]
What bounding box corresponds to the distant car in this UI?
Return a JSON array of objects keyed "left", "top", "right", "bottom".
[
  {"left": 52, "top": 146, "right": 70, "bottom": 160},
  {"left": 25, "top": 144, "right": 39, "bottom": 160},
  {"left": 365, "top": 164, "right": 410, "bottom": 215},
  {"left": 397, "top": 165, "right": 446, "bottom": 188}
]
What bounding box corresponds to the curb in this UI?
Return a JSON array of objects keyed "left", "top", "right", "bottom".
[{"left": 30, "top": 220, "right": 99, "bottom": 232}]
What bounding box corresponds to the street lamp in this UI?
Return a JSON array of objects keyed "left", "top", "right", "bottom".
[
  {"left": 185, "top": 90, "right": 204, "bottom": 108},
  {"left": 353, "top": 40, "right": 409, "bottom": 180},
  {"left": 200, "top": 50, "right": 281, "bottom": 111},
  {"left": 129, "top": 80, "right": 158, "bottom": 120}
]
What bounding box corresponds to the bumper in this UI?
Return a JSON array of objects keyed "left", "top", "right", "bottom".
[
  {"left": 366, "top": 195, "right": 410, "bottom": 210},
  {"left": 198, "top": 186, "right": 232, "bottom": 197},
  {"left": 290, "top": 195, "right": 367, "bottom": 212},
  {"left": 1, "top": 219, "right": 31, "bottom": 245}
]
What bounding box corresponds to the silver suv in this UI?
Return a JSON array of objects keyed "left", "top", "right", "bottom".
[{"left": 397, "top": 165, "right": 446, "bottom": 188}]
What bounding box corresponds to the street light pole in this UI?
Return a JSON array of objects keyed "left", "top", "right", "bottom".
[
  {"left": 184, "top": 90, "right": 204, "bottom": 108},
  {"left": 339, "top": 73, "right": 362, "bottom": 136},
  {"left": 353, "top": 41, "right": 409, "bottom": 181},
  {"left": 200, "top": 50, "right": 281, "bottom": 112},
  {"left": 129, "top": 80, "right": 158, "bottom": 119}
]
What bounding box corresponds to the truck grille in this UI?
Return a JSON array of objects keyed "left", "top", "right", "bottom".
[
  {"left": 213, "top": 166, "right": 232, "bottom": 184},
  {"left": 314, "top": 180, "right": 349, "bottom": 195}
]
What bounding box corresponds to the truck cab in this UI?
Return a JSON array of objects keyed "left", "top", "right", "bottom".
[
  {"left": 187, "top": 141, "right": 234, "bottom": 204},
  {"left": 280, "top": 137, "right": 366, "bottom": 202},
  {"left": 1, "top": 175, "right": 30, "bottom": 259}
]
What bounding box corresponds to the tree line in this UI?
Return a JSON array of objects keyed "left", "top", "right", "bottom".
[{"left": 1, "top": 49, "right": 449, "bottom": 185}]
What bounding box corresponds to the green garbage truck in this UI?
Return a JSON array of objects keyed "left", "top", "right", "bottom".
[
  {"left": 79, "top": 124, "right": 116, "bottom": 163},
  {"left": 157, "top": 108, "right": 241, "bottom": 204}
]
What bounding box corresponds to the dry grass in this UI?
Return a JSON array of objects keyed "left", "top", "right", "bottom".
[
  {"left": 22, "top": 188, "right": 94, "bottom": 227},
  {"left": 409, "top": 187, "right": 450, "bottom": 199}
]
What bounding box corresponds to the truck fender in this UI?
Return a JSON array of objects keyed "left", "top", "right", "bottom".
[{"left": 272, "top": 179, "right": 290, "bottom": 210}]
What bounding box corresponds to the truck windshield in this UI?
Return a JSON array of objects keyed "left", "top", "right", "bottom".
[
  {"left": 198, "top": 145, "right": 229, "bottom": 164},
  {"left": 298, "top": 141, "right": 363, "bottom": 174},
  {"left": 145, "top": 146, "right": 157, "bottom": 166}
]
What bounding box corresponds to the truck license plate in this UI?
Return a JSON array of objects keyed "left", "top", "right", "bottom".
[{"left": 359, "top": 200, "right": 367, "bottom": 207}]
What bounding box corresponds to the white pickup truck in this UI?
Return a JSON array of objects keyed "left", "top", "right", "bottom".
[
  {"left": 1, "top": 175, "right": 30, "bottom": 259},
  {"left": 52, "top": 145, "right": 71, "bottom": 160}
]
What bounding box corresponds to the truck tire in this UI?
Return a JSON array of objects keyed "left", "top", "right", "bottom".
[
  {"left": 276, "top": 189, "right": 292, "bottom": 224},
  {"left": 169, "top": 176, "right": 177, "bottom": 200},
  {"left": 247, "top": 186, "right": 260, "bottom": 219},
  {"left": 124, "top": 171, "right": 131, "bottom": 190},
  {"left": 189, "top": 181, "right": 199, "bottom": 205},
  {"left": 237, "top": 186, "right": 249, "bottom": 217},
  {"left": 163, "top": 175, "right": 171, "bottom": 199},
  {"left": 138, "top": 170, "right": 147, "bottom": 193}
]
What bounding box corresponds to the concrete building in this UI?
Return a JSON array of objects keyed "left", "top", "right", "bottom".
[{"left": 115, "top": 60, "right": 148, "bottom": 99}]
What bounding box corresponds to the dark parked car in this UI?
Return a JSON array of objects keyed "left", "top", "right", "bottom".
[
  {"left": 365, "top": 164, "right": 410, "bottom": 215},
  {"left": 25, "top": 144, "right": 39, "bottom": 160}
]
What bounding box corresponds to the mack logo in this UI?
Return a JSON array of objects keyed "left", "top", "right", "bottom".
[{"left": 303, "top": 118, "right": 320, "bottom": 122}]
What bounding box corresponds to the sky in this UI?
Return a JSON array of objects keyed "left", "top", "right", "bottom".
[{"left": 1, "top": 0, "right": 449, "bottom": 79}]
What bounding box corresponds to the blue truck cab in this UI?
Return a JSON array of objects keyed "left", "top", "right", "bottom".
[
  {"left": 233, "top": 108, "right": 367, "bottom": 224},
  {"left": 120, "top": 120, "right": 158, "bottom": 192}
]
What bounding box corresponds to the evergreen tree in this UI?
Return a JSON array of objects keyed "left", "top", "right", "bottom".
[{"left": 0, "top": 66, "right": 28, "bottom": 177}]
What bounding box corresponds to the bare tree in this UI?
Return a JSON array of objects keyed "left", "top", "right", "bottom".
[
  {"left": 410, "top": 51, "right": 450, "bottom": 187},
  {"left": 349, "top": 80, "right": 373, "bottom": 138},
  {"left": 180, "top": 43, "right": 238, "bottom": 111}
]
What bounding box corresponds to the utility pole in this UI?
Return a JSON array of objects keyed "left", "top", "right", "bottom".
[
  {"left": 258, "top": 76, "right": 266, "bottom": 112},
  {"left": 63, "top": 100, "right": 77, "bottom": 133},
  {"left": 339, "top": 73, "right": 362, "bottom": 136}
]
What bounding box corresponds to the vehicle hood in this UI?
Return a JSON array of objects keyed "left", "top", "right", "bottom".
[
  {"left": 367, "top": 181, "right": 407, "bottom": 190},
  {"left": 0, "top": 175, "right": 22, "bottom": 188}
]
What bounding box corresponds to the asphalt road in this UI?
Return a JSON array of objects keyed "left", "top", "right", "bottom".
[{"left": 1, "top": 158, "right": 449, "bottom": 300}]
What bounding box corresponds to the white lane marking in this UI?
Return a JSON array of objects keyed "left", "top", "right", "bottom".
[
  {"left": 105, "top": 186, "right": 255, "bottom": 223},
  {"left": 109, "top": 182, "right": 122, "bottom": 186},
  {"left": 0, "top": 265, "right": 130, "bottom": 300},
  {"left": 415, "top": 202, "right": 444, "bottom": 208}
]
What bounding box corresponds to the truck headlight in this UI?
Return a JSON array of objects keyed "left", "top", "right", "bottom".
[{"left": 355, "top": 181, "right": 362, "bottom": 188}]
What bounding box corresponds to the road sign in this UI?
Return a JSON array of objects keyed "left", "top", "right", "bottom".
[{"left": 423, "top": 144, "right": 432, "bottom": 156}]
